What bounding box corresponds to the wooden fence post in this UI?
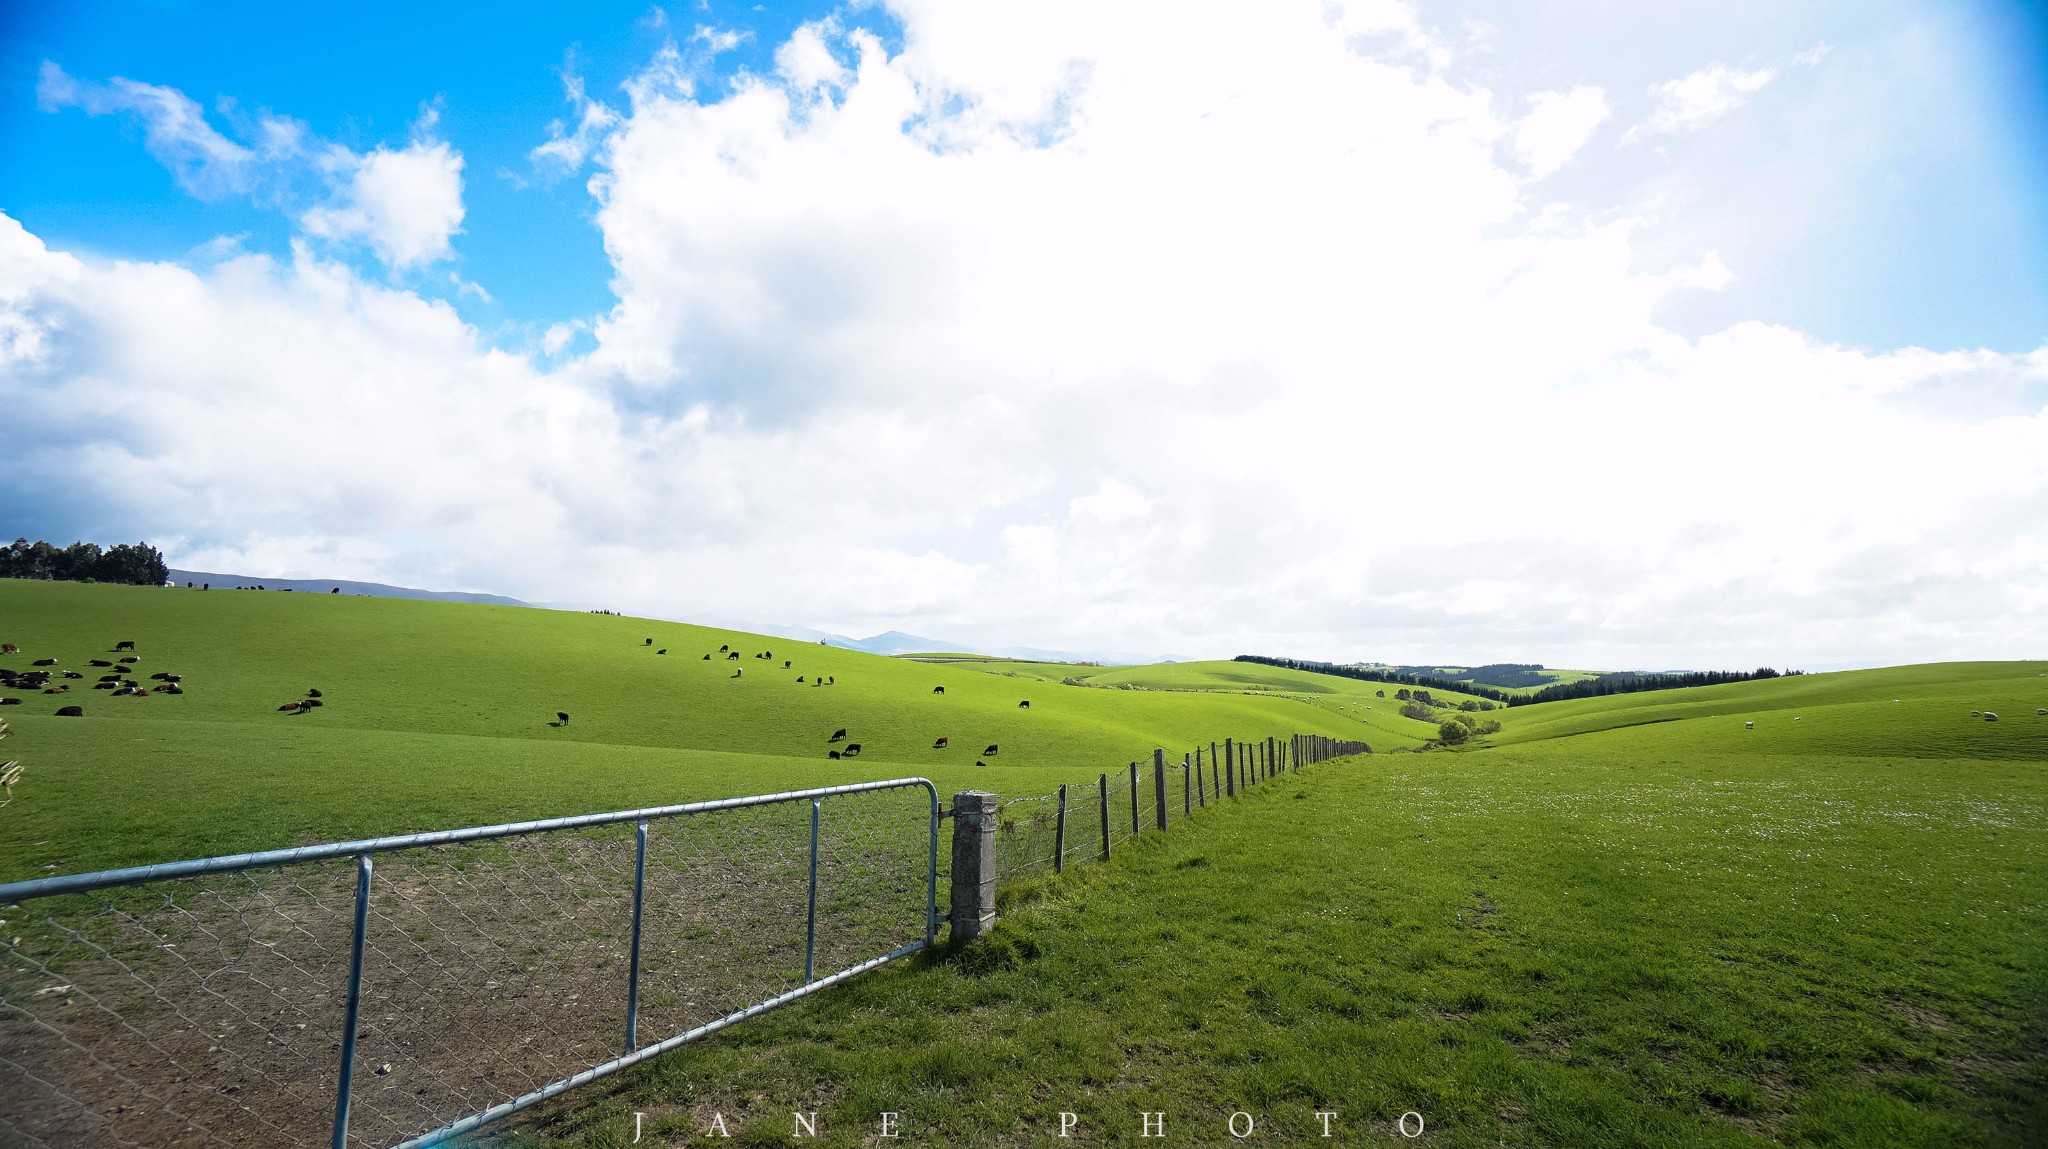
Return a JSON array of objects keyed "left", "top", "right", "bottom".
[
  {"left": 1129, "top": 762, "right": 1140, "bottom": 837},
  {"left": 1153, "top": 748, "right": 1167, "bottom": 831},
  {"left": 1099, "top": 772, "right": 1111, "bottom": 861},
  {"left": 1225, "top": 739, "right": 1236, "bottom": 797},
  {"left": 1183, "top": 753, "right": 1192, "bottom": 816},
  {"left": 1195, "top": 748, "right": 1206, "bottom": 808},
  {"left": 1054, "top": 783, "right": 1068, "bottom": 874}
]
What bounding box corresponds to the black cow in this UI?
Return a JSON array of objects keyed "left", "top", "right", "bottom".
[
  {"left": 842, "top": 743, "right": 862, "bottom": 756},
  {"left": 719, "top": 644, "right": 729, "bottom": 652},
  {"left": 114, "top": 641, "right": 135, "bottom": 652},
  {"left": 783, "top": 660, "right": 792, "bottom": 669},
  {"left": 828, "top": 676, "right": 835, "bottom": 685},
  {"left": 305, "top": 698, "right": 322, "bottom": 707},
  {"left": 657, "top": 649, "right": 667, "bottom": 655},
  {"left": 828, "top": 750, "right": 841, "bottom": 760},
  {"left": 308, "top": 688, "right": 322, "bottom": 698},
  {"left": 932, "top": 736, "right": 948, "bottom": 748},
  {"left": 727, "top": 651, "right": 741, "bottom": 660},
  {"left": 98, "top": 675, "right": 124, "bottom": 683},
  {"left": 118, "top": 656, "right": 139, "bottom": 664},
  {"left": 932, "top": 686, "right": 945, "bottom": 694},
  {"left": 332, "top": 587, "right": 340, "bottom": 594},
  {"left": 92, "top": 682, "right": 116, "bottom": 690},
  {"left": 983, "top": 744, "right": 998, "bottom": 756},
  {"left": 1018, "top": 700, "right": 1030, "bottom": 708},
  {"left": 61, "top": 671, "right": 81, "bottom": 679},
  {"left": 0, "top": 698, "right": 18, "bottom": 706},
  {"left": 829, "top": 728, "right": 847, "bottom": 741},
  {"left": 89, "top": 659, "right": 112, "bottom": 668},
  {"left": 32, "top": 658, "right": 55, "bottom": 667},
  {"left": 797, "top": 675, "right": 805, "bottom": 682},
  {"left": 56, "top": 705, "right": 83, "bottom": 717},
  {"left": 161, "top": 685, "right": 184, "bottom": 695},
  {"left": 645, "top": 638, "right": 653, "bottom": 645},
  {"left": 975, "top": 760, "right": 987, "bottom": 768},
  {"left": 704, "top": 653, "right": 712, "bottom": 660},
  {"left": 150, "top": 672, "right": 172, "bottom": 681},
  {"left": 557, "top": 711, "right": 571, "bottom": 725}
]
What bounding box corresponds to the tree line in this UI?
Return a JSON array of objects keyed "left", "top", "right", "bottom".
[
  {"left": 0, "top": 538, "right": 170, "bottom": 586},
  {"left": 1233, "top": 655, "right": 1518, "bottom": 702},
  {"left": 1509, "top": 667, "right": 1800, "bottom": 706},
  {"left": 1235, "top": 654, "right": 1801, "bottom": 707}
]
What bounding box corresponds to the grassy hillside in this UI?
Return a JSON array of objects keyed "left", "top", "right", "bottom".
[
  {"left": 503, "top": 686, "right": 2045, "bottom": 1149},
  {"left": 0, "top": 581, "right": 1385, "bottom": 877}
]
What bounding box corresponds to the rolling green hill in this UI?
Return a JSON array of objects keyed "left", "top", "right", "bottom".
[{"left": 0, "top": 581, "right": 1385, "bottom": 877}]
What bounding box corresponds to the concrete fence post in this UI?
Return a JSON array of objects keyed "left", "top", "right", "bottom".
[{"left": 948, "top": 790, "right": 1000, "bottom": 942}]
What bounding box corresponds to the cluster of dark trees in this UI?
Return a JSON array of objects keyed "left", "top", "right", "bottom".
[
  {"left": 1238, "top": 653, "right": 1802, "bottom": 709},
  {"left": 1510, "top": 667, "right": 1802, "bottom": 706},
  {"left": 1233, "top": 655, "right": 1517, "bottom": 703},
  {"left": 0, "top": 538, "right": 170, "bottom": 586},
  {"left": 1393, "top": 663, "right": 1556, "bottom": 690}
]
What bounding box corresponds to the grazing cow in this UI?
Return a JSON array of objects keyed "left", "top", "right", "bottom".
[
  {"left": 932, "top": 686, "right": 945, "bottom": 694},
  {"left": 0, "top": 643, "right": 14, "bottom": 654},
  {"left": 89, "top": 659, "right": 112, "bottom": 668},
  {"left": 646, "top": 638, "right": 653, "bottom": 645},
  {"left": 118, "top": 656, "right": 139, "bottom": 664},
  {"left": 842, "top": 743, "right": 862, "bottom": 756},
  {"left": 557, "top": 712, "right": 571, "bottom": 725},
  {"left": 115, "top": 641, "right": 135, "bottom": 652},
  {"left": 56, "top": 705, "right": 82, "bottom": 717},
  {"left": 830, "top": 729, "right": 846, "bottom": 741},
  {"left": 975, "top": 760, "right": 987, "bottom": 768},
  {"left": 1745, "top": 721, "right": 1754, "bottom": 730},
  {"left": 657, "top": 649, "right": 667, "bottom": 655},
  {"left": 933, "top": 736, "right": 948, "bottom": 748},
  {"left": 278, "top": 702, "right": 302, "bottom": 712},
  {"left": 828, "top": 750, "right": 841, "bottom": 760},
  {"left": 32, "top": 658, "right": 55, "bottom": 667},
  {"left": 827, "top": 676, "right": 835, "bottom": 685},
  {"left": 308, "top": 688, "right": 322, "bottom": 698},
  {"left": 783, "top": 660, "right": 791, "bottom": 669},
  {"left": 732, "top": 669, "right": 743, "bottom": 678},
  {"left": 1984, "top": 712, "right": 1998, "bottom": 722},
  {"left": 704, "top": 653, "right": 712, "bottom": 660},
  {"left": 797, "top": 675, "right": 805, "bottom": 682},
  {"left": 305, "top": 698, "right": 322, "bottom": 707},
  {"left": 720, "top": 644, "right": 729, "bottom": 652},
  {"left": 1018, "top": 700, "right": 1030, "bottom": 708},
  {"left": 332, "top": 587, "right": 340, "bottom": 594},
  {"left": 983, "top": 744, "right": 999, "bottom": 755},
  {"left": 727, "top": 652, "right": 741, "bottom": 660}
]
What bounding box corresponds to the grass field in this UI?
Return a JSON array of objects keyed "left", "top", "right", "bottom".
[
  {"left": 500, "top": 663, "right": 2046, "bottom": 1148},
  {"left": 3, "top": 582, "right": 2041, "bottom": 1147},
  {"left": 0, "top": 581, "right": 1387, "bottom": 877}
]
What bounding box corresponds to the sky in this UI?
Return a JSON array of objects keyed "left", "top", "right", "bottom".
[{"left": 1, "top": 0, "right": 2045, "bottom": 669}]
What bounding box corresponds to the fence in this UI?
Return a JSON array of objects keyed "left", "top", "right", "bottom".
[
  {"left": 994, "top": 733, "right": 1370, "bottom": 888},
  {"left": 0, "top": 779, "right": 939, "bottom": 1149},
  {"left": 1, "top": 732, "right": 1371, "bottom": 1148}
]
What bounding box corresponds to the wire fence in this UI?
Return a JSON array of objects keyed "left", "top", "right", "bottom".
[
  {"left": 0, "top": 779, "right": 938, "bottom": 1149},
  {"left": 994, "top": 733, "right": 1370, "bottom": 889}
]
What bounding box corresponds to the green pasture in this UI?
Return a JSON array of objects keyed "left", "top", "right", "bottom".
[
  {"left": 506, "top": 661, "right": 2046, "bottom": 1149},
  {"left": 0, "top": 581, "right": 1386, "bottom": 877}
]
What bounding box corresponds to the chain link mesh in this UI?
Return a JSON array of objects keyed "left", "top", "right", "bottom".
[{"left": 0, "top": 782, "right": 934, "bottom": 1149}]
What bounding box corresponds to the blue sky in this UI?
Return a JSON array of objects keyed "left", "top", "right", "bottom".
[
  {"left": 4, "top": 1, "right": 2041, "bottom": 352},
  {"left": 2, "top": 1, "right": 2046, "bottom": 666}
]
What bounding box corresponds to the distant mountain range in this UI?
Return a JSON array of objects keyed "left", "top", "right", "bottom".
[{"left": 166, "top": 570, "right": 529, "bottom": 607}]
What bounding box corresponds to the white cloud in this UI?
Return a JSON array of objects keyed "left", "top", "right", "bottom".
[
  {"left": 40, "top": 64, "right": 466, "bottom": 273},
  {"left": 35, "top": 61, "right": 289, "bottom": 199},
  {"left": 301, "top": 122, "right": 466, "bottom": 270},
  {"left": 1636, "top": 62, "right": 1778, "bottom": 137},
  {"left": 10, "top": 2, "right": 2048, "bottom": 668},
  {"left": 1514, "top": 86, "right": 1608, "bottom": 177},
  {"left": 531, "top": 71, "right": 623, "bottom": 175}
]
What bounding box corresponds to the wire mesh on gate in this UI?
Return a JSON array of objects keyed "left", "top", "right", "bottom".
[{"left": 0, "top": 779, "right": 937, "bottom": 1149}]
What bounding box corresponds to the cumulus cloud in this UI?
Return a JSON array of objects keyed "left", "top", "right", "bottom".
[
  {"left": 10, "top": 2, "right": 2047, "bottom": 668},
  {"left": 1514, "top": 86, "right": 1609, "bottom": 177},
  {"left": 38, "top": 64, "right": 465, "bottom": 272},
  {"left": 1635, "top": 62, "right": 1778, "bottom": 137},
  {"left": 301, "top": 116, "right": 466, "bottom": 270}
]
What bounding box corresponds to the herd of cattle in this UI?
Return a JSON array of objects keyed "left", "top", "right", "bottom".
[
  {"left": 626, "top": 637, "right": 1034, "bottom": 765},
  {"left": 0, "top": 639, "right": 186, "bottom": 717}
]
